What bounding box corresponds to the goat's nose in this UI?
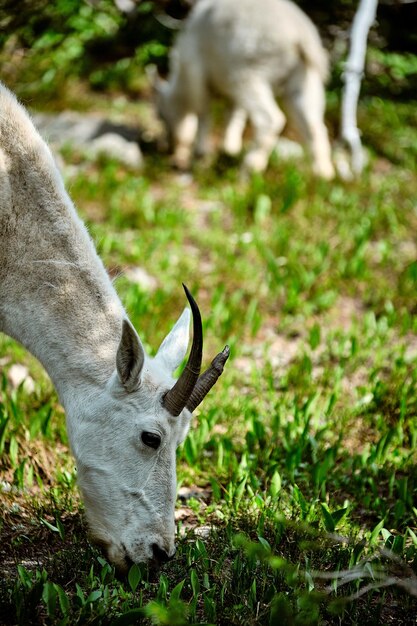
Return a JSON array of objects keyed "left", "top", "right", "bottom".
[{"left": 152, "top": 543, "right": 175, "bottom": 564}]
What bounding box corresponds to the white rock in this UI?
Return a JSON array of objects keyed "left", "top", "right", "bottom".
[
  {"left": 275, "top": 137, "right": 304, "bottom": 160},
  {"left": 7, "top": 364, "right": 35, "bottom": 393},
  {"left": 33, "top": 112, "right": 143, "bottom": 169},
  {"left": 89, "top": 133, "right": 143, "bottom": 169},
  {"left": 124, "top": 266, "right": 157, "bottom": 291}
]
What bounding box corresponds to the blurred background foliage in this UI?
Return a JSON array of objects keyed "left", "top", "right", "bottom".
[{"left": 0, "top": 0, "right": 416, "bottom": 103}]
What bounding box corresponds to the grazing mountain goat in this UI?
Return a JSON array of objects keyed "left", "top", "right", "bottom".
[
  {"left": 0, "top": 83, "right": 229, "bottom": 571},
  {"left": 152, "top": 0, "right": 335, "bottom": 178}
]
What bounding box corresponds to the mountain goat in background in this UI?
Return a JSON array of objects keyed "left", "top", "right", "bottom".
[{"left": 152, "top": 0, "right": 335, "bottom": 178}]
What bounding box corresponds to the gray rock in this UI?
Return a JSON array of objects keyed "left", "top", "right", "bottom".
[
  {"left": 34, "top": 111, "right": 103, "bottom": 145},
  {"left": 33, "top": 111, "right": 143, "bottom": 169}
]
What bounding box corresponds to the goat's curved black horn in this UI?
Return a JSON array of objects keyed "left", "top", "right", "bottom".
[
  {"left": 186, "top": 345, "right": 230, "bottom": 413},
  {"left": 162, "top": 284, "right": 203, "bottom": 416}
]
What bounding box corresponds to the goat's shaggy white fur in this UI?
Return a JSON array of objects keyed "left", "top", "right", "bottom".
[
  {"left": 0, "top": 82, "right": 199, "bottom": 570},
  {"left": 154, "top": 0, "right": 335, "bottom": 178}
]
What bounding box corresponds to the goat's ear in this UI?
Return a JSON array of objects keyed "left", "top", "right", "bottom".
[
  {"left": 146, "top": 64, "right": 165, "bottom": 92},
  {"left": 116, "top": 320, "right": 145, "bottom": 392},
  {"left": 154, "top": 307, "right": 190, "bottom": 374}
]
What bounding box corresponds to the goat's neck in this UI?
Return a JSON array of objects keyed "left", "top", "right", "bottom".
[
  {"left": 0, "top": 103, "right": 125, "bottom": 405},
  {"left": 23, "top": 255, "right": 124, "bottom": 399},
  {"left": 3, "top": 218, "right": 125, "bottom": 404}
]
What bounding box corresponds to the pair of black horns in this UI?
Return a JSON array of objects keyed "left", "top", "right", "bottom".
[{"left": 162, "top": 284, "right": 229, "bottom": 416}]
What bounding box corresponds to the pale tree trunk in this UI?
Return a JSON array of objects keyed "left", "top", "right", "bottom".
[{"left": 340, "top": 0, "right": 378, "bottom": 177}]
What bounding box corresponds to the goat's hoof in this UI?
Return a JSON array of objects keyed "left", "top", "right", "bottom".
[
  {"left": 314, "top": 164, "right": 336, "bottom": 180},
  {"left": 170, "top": 157, "right": 191, "bottom": 172},
  {"left": 243, "top": 151, "right": 268, "bottom": 173}
]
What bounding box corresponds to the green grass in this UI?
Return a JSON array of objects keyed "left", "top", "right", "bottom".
[{"left": 1, "top": 77, "right": 417, "bottom": 625}]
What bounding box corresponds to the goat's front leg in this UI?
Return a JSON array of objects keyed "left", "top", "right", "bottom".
[
  {"left": 223, "top": 107, "right": 247, "bottom": 156},
  {"left": 285, "top": 68, "right": 335, "bottom": 180},
  {"left": 194, "top": 108, "right": 211, "bottom": 157},
  {"left": 172, "top": 113, "right": 199, "bottom": 170},
  {"left": 241, "top": 82, "right": 286, "bottom": 172}
]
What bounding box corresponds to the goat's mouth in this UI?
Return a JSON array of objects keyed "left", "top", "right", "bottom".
[
  {"left": 89, "top": 533, "right": 111, "bottom": 554},
  {"left": 87, "top": 533, "right": 130, "bottom": 572},
  {"left": 120, "top": 546, "right": 175, "bottom": 578},
  {"left": 116, "top": 548, "right": 135, "bottom": 576},
  {"left": 117, "top": 550, "right": 162, "bottom": 581},
  {"left": 108, "top": 545, "right": 138, "bottom": 576},
  {"left": 88, "top": 532, "right": 175, "bottom": 575}
]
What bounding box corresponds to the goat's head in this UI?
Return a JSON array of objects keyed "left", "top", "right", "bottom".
[
  {"left": 148, "top": 62, "right": 198, "bottom": 168},
  {"left": 68, "top": 285, "right": 229, "bottom": 572},
  {"left": 147, "top": 65, "right": 176, "bottom": 152}
]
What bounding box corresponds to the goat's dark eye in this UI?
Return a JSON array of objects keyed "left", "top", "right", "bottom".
[{"left": 141, "top": 431, "right": 161, "bottom": 450}]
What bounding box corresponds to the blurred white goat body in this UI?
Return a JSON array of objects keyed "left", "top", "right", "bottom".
[
  {"left": 154, "top": 0, "right": 335, "bottom": 178},
  {"left": 0, "top": 82, "right": 228, "bottom": 571}
]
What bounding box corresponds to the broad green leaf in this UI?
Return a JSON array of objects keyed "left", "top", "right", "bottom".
[
  {"left": 320, "top": 504, "right": 335, "bottom": 532},
  {"left": 128, "top": 563, "right": 141, "bottom": 593},
  {"left": 42, "top": 581, "right": 57, "bottom": 618},
  {"left": 270, "top": 470, "right": 282, "bottom": 497},
  {"left": 170, "top": 579, "right": 185, "bottom": 602},
  {"left": 369, "top": 519, "right": 385, "bottom": 544},
  {"left": 86, "top": 589, "right": 102, "bottom": 604}
]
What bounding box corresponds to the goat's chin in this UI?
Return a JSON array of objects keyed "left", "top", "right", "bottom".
[
  {"left": 106, "top": 543, "right": 133, "bottom": 574},
  {"left": 87, "top": 530, "right": 124, "bottom": 568},
  {"left": 90, "top": 537, "right": 127, "bottom": 572},
  {"left": 88, "top": 530, "right": 143, "bottom": 573},
  {"left": 88, "top": 530, "right": 173, "bottom": 577}
]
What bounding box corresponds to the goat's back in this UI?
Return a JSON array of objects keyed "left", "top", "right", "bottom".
[
  {"left": 0, "top": 83, "right": 117, "bottom": 346},
  {"left": 0, "top": 83, "right": 83, "bottom": 257},
  {"left": 179, "top": 0, "right": 328, "bottom": 91}
]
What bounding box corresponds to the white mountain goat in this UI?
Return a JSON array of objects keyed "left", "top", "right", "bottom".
[
  {"left": 152, "top": 0, "right": 335, "bottom": 178},
  {"left": 0, "top": 83, "right": 229, "bottom": 571}
]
